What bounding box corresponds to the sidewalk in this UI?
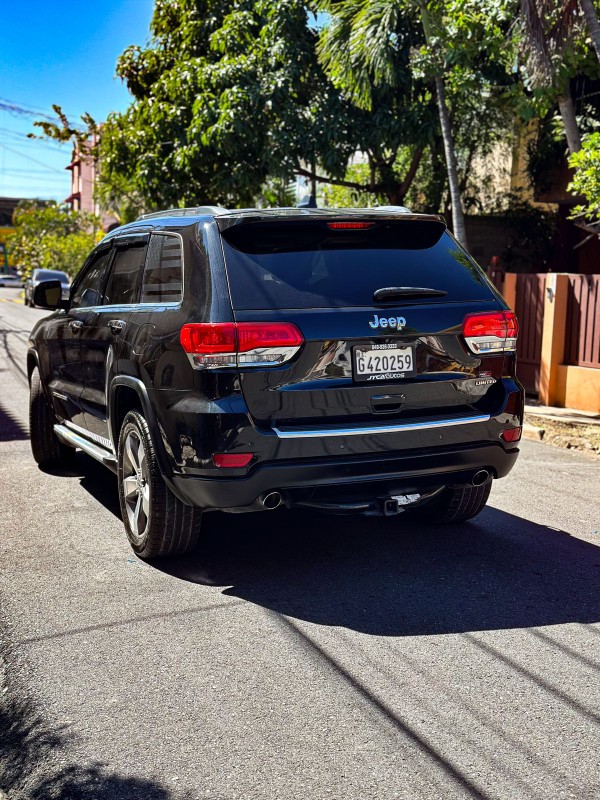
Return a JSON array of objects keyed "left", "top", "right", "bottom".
[{"left": 524, "top": 403, "right": 600, "bottom": 456}]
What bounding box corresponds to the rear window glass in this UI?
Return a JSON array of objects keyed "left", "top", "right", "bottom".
[
  {"left": 141, "top": 234, "right": 183, "bottom": 303},
  {"left": 220, "top": 221, "right": 491, "bottom": 310},
  {"left": 36, "top": 270, "right": 69, "bottom": 282}
]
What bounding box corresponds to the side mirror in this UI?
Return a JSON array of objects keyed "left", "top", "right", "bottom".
[{"left": 33, "top": 280, "right": 67, "bottom": 310}]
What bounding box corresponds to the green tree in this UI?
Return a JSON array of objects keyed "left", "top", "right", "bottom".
[
  {"left": 316, "top": 0, "right": 517, "bottom": 247},
  {"left": 98, "top": 0, "right": 435, "bottom": 210},
  {"left": 7, "top": 201, "right": 99, "bottom": 280},
  {"left": 518, "top": 0, "right": 589, "bottom": 154},
  {"left": 569, "top": 131, "right": 600, "bottom": 222}
]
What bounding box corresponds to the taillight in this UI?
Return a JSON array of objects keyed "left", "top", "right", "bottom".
[
  {"left": 180, "top": 322, "right": 303, "bottom": 369},
  {"left": 462, "top": 311, "right": 518, "bottom": 355}
]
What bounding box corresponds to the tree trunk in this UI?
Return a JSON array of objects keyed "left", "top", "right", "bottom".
[
  {"left": 558, "top": 91, "right": 582, "bottom": 154},
  {"left": 579, "top": 0, "right": 600, "bottom": 65},
  {"left": 434, "top": 76, "right": 468, "bottom": 247},
  {"left": 419, "top": 3, "right": 468, "bottom": 248}
]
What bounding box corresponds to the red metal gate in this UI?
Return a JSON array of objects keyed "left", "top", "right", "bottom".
[
  {"left": 565, "top": 275, "right": 600, "bottom": 369},
  {"left": 515, "top": 274, "right": 546, "bottom": 395}
]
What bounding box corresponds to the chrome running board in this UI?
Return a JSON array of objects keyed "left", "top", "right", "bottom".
[{"left": 54, "top": 424, "right": 118, "bottom": 473}]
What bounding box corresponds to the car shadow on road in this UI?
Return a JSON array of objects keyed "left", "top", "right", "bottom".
[
  {"left": 154, "top": 504, "right": 600, "bottom": 636},
  {"left": 69, "top": 454, "right": 600, "bottom": 637}
]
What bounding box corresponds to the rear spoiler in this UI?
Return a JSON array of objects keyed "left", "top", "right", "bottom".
[{"left": 216, "top": 208, "right": 447, "bottom": 232}]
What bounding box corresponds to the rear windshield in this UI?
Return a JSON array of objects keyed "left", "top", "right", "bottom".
[
  {"left": 36, "top": 270, "right": 69, "bottom": 282},
  {"left": 220, "top": 221, "right": 492, "bottom": 310}
]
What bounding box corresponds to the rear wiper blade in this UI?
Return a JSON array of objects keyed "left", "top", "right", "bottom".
[{"left": 373, "top": 286, "right": 448, "bottom": 302}]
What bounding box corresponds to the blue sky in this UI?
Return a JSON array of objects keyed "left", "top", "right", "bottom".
[{"left": 0, "top": 0, "right": 154, "bottom": 202}]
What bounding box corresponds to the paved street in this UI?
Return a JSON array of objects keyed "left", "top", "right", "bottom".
[{"left": 1, "top": 286, "right": 599, "bottom": 800}]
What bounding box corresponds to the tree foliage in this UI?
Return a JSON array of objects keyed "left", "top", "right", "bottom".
[
  {"left": 7, "top": 202, "right": 100, "bottom": 280},
  {"left": 98, "top": 0, "right": 439, "bottom": 209},
  {"left": 569, "top": 131, "right": 600, "bottom": 221}
]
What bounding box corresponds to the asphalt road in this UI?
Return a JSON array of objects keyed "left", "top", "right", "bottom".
[{"left": 1, "top": 286, "right": 599, "bottom": 800}]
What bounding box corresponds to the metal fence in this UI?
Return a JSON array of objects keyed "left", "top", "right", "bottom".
[
  {"left": 565, "top": 275, "right": 600, "bottom": 369},
  {"left": 515, "top": 274, "right": 546, "bottom": 393}
]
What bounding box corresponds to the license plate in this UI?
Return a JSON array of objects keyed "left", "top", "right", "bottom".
[{"left": 353, "top": 343, "right": 416, "bottom": 382}]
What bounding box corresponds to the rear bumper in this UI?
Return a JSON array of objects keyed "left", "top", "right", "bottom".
[{"left": 169, "top": 442, "right": 519, "bottom": 510}]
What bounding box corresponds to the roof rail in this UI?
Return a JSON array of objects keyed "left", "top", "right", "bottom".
[{"left": 137, "top": 206, "right": 229, "bottom": 221}]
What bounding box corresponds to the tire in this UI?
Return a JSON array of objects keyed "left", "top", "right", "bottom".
[
  {"left": 418, "top": 481, "right": 492, "bottom": 524},
  {"left": 29, "top": 368, "right": 76, "bottom": 469},
  {"left": 117, "top": 410, "right": 202, "bottom": 558}
]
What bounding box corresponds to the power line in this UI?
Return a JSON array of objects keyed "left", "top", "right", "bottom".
[
  {"left": 0, "top": 142, "right": 65, "bottom": 174},
  {"left": 2, "top": 168, "right": 68, "bottom": 176},
  {"left": 0, "top": 97, "right": 85, "bottom": 129},
  {"left": 0, "top": 128, "right": 68, "bottom": 153},
  {"left": 0, "top": 99, "right": 58, "bottom": 122}
]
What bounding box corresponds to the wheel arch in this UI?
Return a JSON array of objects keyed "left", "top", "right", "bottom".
[
  {"left": 109, "top": 377, "right": 176, "bottom": 481},
  {"left": 26, "top": 349, "right": 40, "bottom": 382}
]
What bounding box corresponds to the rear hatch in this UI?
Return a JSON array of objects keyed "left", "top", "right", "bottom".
[{"left": 218, "top": 213, "right": 506, "bottom": 430}]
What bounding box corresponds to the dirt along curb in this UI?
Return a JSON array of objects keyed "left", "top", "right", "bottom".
[{"left": 523, "top": 413, "right": 600, "bottom": 457}]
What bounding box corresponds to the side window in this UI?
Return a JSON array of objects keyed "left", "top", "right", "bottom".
[
  {"left": 103, "top": 244, "right": 147, "bottom": 306},
  {"left": 140, "top": 234, "right": 183, "bottom": 303},
  {"left": 71, "top": 249, "right": 111, "bottom": 310}
]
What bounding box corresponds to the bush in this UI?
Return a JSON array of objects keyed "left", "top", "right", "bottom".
[{"left": 8, "top": 201, "right": 100, "bottom": 280}]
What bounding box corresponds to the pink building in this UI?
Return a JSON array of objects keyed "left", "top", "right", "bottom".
[{"left": 65, "top": 136, "right": 118, "bottom": 231}]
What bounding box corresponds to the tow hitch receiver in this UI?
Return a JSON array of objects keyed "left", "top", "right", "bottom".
[{"left": 383, "top": 498, "right": 400, "bottom": 516}]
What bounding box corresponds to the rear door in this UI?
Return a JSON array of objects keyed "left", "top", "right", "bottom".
[{"left": 218, "top": 216, "right": 506, "bottom": 430}]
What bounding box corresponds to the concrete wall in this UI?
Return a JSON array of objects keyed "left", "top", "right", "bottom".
[{"left": 501, "top": 272, "right": 600, "bottom": 413}]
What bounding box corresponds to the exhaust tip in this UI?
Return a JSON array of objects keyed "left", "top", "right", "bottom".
[
  {"left": 261, "top": 491, "right": 283, "bottom": 510},
  {"left": 472, "top": 469, "right": 490, "bottom": 487}
]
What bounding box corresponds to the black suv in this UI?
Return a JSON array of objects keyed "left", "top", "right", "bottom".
[{"left": 27, "top": 207, "right": 523, "bottom": 558}]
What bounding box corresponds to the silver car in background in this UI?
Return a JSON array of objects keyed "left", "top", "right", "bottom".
[
  {"left": 24, "top": 269, "right": 71, "bottom": 307},
  {"left": 0, "top": 270, "right": 23, "bottom": 288}
]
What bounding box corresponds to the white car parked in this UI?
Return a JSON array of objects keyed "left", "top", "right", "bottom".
[{"left": 0, "top": 271, "right": 23, "bottom": 288}]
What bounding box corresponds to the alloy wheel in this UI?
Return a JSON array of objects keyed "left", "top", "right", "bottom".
[{"left": 122, "top": 428, "right": 150, "bottom": 539}]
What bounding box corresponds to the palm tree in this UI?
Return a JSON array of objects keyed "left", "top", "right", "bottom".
[
  {"left": 519, "top": 0, "right": 583, "bottom": 153},
  {"left": 579, "top": 0, "right": 600, "bottom": 64},
  {"left": 317, "top": 0, "right": 469, "bottom": 247}
]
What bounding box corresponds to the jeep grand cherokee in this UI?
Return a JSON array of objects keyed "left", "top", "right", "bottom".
[{"left": 27, "top": 206, "right": 523, "bottom": 558}]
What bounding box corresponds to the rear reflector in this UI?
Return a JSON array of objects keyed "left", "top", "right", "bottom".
[
  {"left": 327, "top": 222, "right": 375, "bottom": 230},
  {"left": 180, "top": 322, "right": 303, "bottom": 369},
  {"left": 462, "top": 311, "right": 518, "bottom": 355},
  {"left": 500, "top": 427, "right": 522, "bottom": 443},
  {"left": 213, "top": 453, "right": 254, "bottom": 468}
]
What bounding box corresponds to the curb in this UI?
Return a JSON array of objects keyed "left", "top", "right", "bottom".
[
  {"left": 524, "top": 413, "right": 600, "bottom": 456},
  {"left": 523, "top": 422, "right": 544, "bottom": 441}
]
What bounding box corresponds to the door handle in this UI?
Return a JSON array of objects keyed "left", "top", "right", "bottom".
[
  {"left": 109, "top": 319, "right": 126, "bottom": 335},
  {"left": 69, "top": 319, "right": 83, "bottom": 332}
]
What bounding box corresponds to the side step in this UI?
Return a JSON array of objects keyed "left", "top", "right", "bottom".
[{"left": 54, "top": 424, "right": 118, "bottom": 474}]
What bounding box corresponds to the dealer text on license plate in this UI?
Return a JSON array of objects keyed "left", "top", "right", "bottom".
[{"left": 353, "top": 344, "right": 416, "bottom": 381}]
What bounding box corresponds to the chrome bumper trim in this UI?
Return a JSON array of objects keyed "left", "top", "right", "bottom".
[{"left": 272, "top": 414, "right": 492, "bottom": 439}]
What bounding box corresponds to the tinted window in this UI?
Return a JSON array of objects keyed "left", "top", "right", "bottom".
[
  {"left": 71, "top": 250, "right": 111, "bottom": 309},
  {"left": 221, "top": 221, "right": 492, "bottom": 310},
  {"left": 35, "top": 270, "right": 70, "bottom": 282},
  {"left": 104, "top": 244, "right": 147, "bottom": 305},
  {"left": 140, "top": 234, "right": 183, "bottom": 303}
]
